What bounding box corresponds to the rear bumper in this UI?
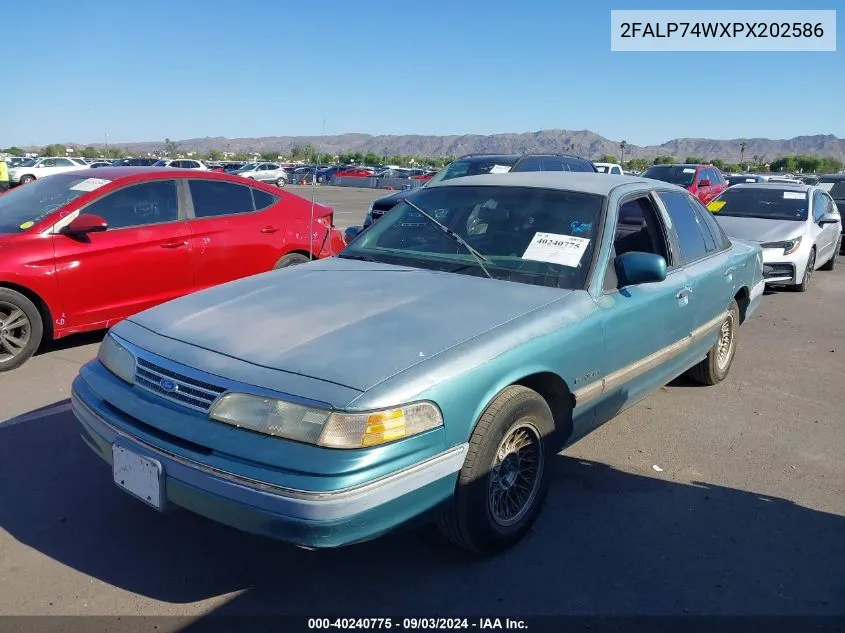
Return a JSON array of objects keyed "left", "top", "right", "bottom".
[{"left": 71, "top": 374, "right": 465, "bottom": 548}]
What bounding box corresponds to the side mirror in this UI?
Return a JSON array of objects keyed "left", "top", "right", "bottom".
[
  {"left": 344, "top": 226, "right": 362, "bottom": 243},
  {"left": 616, "top": 252, "right": 667, "bottom": 286},
  {"left": 60, "top": 213, "right": 108, "bottom": 236},
  {"left": 819, "top": 212, "right": 841, "bottom": 226},
  {"left": 697, "top": 179, "right": 711, "bottom": 188}
]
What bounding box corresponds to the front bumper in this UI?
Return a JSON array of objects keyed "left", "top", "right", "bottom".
[
  {"left": 71, "top": 373, "right": 466, "bottom": 548},
  {"left": 760, "top": 245, "right": 805, "bottom": 284}
]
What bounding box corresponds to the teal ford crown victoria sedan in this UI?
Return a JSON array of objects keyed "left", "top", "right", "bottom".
[{"left": 71, "top": 172, "right": 764, "bottom": 555}]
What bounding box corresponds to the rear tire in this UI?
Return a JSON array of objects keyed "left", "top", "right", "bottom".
[
  {"left": 687, "top": 300, "right": 739, "bottom": 386},
  {"left": 275, "top": 177, "right": 286, "bottom": 188},
  {"left": 273, "top": 253, "right": 310, "bottom": 269},
  {"left": 820, "top": 241, "right": 838, "bottom": 271},
  {"left": 0, "top": 288, "right": 44, "bottom": 372},
  {"left": 437, "top": 385, "right": 557, "bottom": 555},
  {"left": 791, "top": 248, "right": 815, "bottom": 292}
]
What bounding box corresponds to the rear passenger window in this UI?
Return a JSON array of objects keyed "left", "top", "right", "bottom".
[
  {"left": 189, "top": 180, "right": 255, "bottom": 217},
  {"left": 657, "top": 191, "right": 709, "bottom": 263},
  {"left": 251, "top": 188, "right": 278, "bottom": 211}
]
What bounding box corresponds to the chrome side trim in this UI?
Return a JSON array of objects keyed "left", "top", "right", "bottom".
[
  {"left": 573, "top": 311, "right": 728, "bottom": 406},
  {"left": 691, "top": 311, "right": 729, "bottom": 343},
  {"left": 72, "top": 390, "right": 467, "bottom": 521}
]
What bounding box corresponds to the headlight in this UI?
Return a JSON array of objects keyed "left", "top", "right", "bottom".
[
  {"left": 762, "top": 237, "right": 802, "bottom": 255},
  {"left": 98, "top": 334, "right": 136, "bottom": 384},
  {"left": 209, "top": 395, "right": 443, "bottom": 448}
]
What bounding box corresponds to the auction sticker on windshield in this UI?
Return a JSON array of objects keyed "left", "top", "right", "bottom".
[
  {"left": 522, "top": 233, "right": 590, "bottom": 267},
  {"left": 783, "top": 191, "right": 806, "bottom": 200},
  {"left": 708, "top": 200, "right": 727, "bottom": 212},
  {"left": 70, "top": 178, "right": 111, "bottom": 192}
]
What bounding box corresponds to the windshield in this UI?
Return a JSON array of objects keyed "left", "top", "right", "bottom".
[
  {"left": 0, "top": 174, "right": 113, "bottom": 233},
  {"left": 709, "top": 187, "right": 809, "bottom": 221},
  {"left": 727, "top": 175, "right": 761, "bottom": 186},
  {"left": 816, "top": 179, "right": 845, "bottom": 199},
  {"left": 152, "top": 159, "right": 170, "bottom": 167},
  {"left": 642, "top": 165, "right": 697, "bottom": 187},
  {"left": 341, "top": 185, "right": 604, "bottom": 289},
  {"left": 15, "top": 159, "right": 37, "bottom": 168},
  {"left": 237, "top": 163, "right": 257, "bottom": 171},
  {"left": 427, "top": 157, "right": 519, "bottom": 185}
]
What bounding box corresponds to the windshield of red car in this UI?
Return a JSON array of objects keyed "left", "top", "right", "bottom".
[
  {"left": 0, "top": 174, "right": 113, "bottom": 233},
  {"left": 643, "top": 165, "right": 697, "bottom": 187},
  {"left": 710, "top": 187, "right": 809, "bottom": 221},
  {"left": 341, "top": 185, "right": 604, "bottom": 290}
]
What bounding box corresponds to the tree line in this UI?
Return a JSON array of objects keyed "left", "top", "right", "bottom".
[{"left": 4, "top": 143, "right": 843, "bottom": 174}]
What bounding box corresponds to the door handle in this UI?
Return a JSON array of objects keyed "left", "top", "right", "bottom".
[
  {"left": 261, "top": 226, "right": 280, "bottom": 234},
  {"left": 161, "top": 240, "right": 188, "bottom": 249},
  {"left": 676, "top": 287, "right": 693, "bottom": 299}
]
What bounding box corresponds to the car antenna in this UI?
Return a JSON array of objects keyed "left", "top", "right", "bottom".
[{"left": 308, "top": 117, "right": 326, "bottom": 262}]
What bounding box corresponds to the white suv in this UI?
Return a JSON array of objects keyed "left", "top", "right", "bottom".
[
  {"left": 234, "top": 162, "right": 289, "bottom": 187},
  {"left": 8, "top": 157, "right": 90, "bottom": 185},
  {"left": 152, "top": 158, "right": 209, "bottom": 170}
]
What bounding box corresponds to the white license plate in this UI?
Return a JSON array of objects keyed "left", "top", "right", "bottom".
[{"left": 112, "top": 444, "right": 163, "bottom": 510}]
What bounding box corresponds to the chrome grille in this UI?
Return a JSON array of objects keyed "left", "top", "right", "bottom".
[{"left": 135, "top": 358, "right": 227, "bottom": 413}]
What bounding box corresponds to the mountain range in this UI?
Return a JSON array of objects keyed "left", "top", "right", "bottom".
[{"left": 66, "top": 130, "right": 845, "bottom": 161}]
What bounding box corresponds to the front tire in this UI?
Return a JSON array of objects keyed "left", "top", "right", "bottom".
[
  {"left": 19, "top": 175, "right": 35, "bottom": 185},
  {"left": 792, "top": 248, "right": 815, "bottom": 292},
  {"left": 437, "top": 385, "right": 557, "bottom": 555},
  {"left": 0, "top": 288, "right": 43, "bottom": 372},
  {"left": 688, "top": 299, "right": 740, "bottom": 386}
]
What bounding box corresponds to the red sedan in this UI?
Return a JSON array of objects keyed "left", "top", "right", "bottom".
[
  {"left": 335, "top": 167, "right": 375, "bottom": 178},
  {"left": 0, "top": 167, "right": 345, "bottom": 370}
]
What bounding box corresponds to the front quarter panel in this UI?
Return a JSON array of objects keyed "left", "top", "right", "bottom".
[
  {"left": 351, "top": 292, "right": 601, "bottom": 448},
  {"left": 0, "top": 233, "right": 63, "bottom": 335}
]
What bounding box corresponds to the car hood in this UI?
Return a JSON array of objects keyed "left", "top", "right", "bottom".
[
  {"left": 714, "top": 215, "right": 806, "bottom": 243},
  {"left": 127, "top": 257, "right": 570, "bottom": 392},
  {"left": 0, "top": 233, "right": 19, "bottom": 248},
  {"left": 372, "top": 188, "right": 414, "bottom": 210}
]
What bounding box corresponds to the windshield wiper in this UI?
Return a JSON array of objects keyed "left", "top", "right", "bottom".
[
  {"left": 338, "top": 252, "right": 379, "bottom": 262},
  {"left": 402, "top": 198, "right": 493, "bottom": 279}
]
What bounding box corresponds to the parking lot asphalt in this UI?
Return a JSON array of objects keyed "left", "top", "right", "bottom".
[
  {"left": 0, "top": 187, "right": 842, "bottom": 622},
  {"left": 286, "top": 183, "right": 388, "bottom": 229}
]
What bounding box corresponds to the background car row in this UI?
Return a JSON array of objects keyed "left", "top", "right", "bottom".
[{"left": 0, "top": 167, "right": 345, "bottom": 371}]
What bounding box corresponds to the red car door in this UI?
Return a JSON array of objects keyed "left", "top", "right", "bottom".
[
  {"left": 184, "top": 178, "right": 288, "bottom": 289},
  {"left": 52, "top": 178, "right": 195, "bottom": 329}
]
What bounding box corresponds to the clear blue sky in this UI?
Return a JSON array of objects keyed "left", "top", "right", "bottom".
[{"left": 5, "top": 0, "right": 843, "bottom": 147}]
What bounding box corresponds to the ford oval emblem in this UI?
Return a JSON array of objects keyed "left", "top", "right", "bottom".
[{"left": 159, "top": 378, "right": 177, "bottom": 393}]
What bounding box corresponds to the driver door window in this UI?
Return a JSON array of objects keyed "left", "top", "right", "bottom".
[{"left": 83, "top": 180, "right": 180, "bottom": 229}]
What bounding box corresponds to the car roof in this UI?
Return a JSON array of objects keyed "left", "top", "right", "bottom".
[
  {"left": 456, "top": 154, "right": 522, "bottom": 163},
  {"left": 649, "top": 163, "right": 703, "bottom": 167},
  {"left": 426, "top": 171, "right": 648, "bottom": 195},
  {"left": 61, "top": 166, "right": 227, "bottom": 180},
  {"left": 817, "top": 173, "right": 845, "bottom": 180}
]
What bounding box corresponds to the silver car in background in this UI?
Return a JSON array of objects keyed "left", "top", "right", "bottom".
[
  {"left": 233, "top": 162, "right": 288, "bottom": 187},
  {"left": 709, "top": 183, "right": 841, "bottom": 292}
]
